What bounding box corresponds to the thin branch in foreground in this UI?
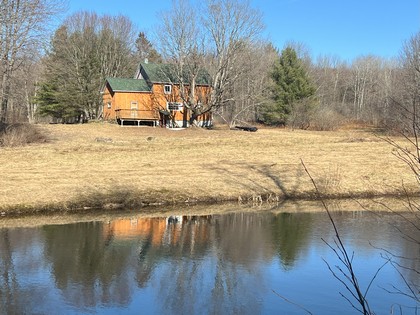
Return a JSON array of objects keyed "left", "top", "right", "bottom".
[
  {"left": 355, "top": 191, "right": 420, "bottom": 306},
  {"left": 301, "top": 159, "right": 373, "bottom": 315},
  {"left": 388, "top": 258, "right": 419, "bottom": 302},
  {"left": 272, "top": 290, "right": 314, "bottom": 315}
]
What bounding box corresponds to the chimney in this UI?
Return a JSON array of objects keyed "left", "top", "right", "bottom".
[{"left": 144, "top": 58, "right": 148, "bottom": 64}]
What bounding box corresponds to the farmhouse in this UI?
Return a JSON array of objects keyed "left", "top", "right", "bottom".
[{"left": 102, "top": 62, "right": 212, "bottom": 127}]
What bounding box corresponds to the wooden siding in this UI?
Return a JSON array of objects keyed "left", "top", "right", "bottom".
[
  {"left": 102, "top": 81, "right": 212, "bottom": 126},
  {"left": 102, "top": 83, "right": 157, "bottom": 121},
  {"left": 102, "top": 84, "right": 113, "bottom": 120}
]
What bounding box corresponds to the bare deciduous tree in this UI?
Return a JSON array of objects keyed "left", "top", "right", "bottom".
[
  {"left": 215, "top": 41, "right": 277, "bottom": 127},
  {"left": 387, "top": 32, "right": 420, "bottom": 135},
  {"left": 0, "top": 0, "right": 66, "bottom": 124},
  {"left": 204, "top": 0, "right": 264, "bottom": 114},
  {"left": 309, "top": 54, "right": 401, "bottom": 130},
  {"left": 156, "top": 0, "right": 205, "bottom": 126},
  {"left": 154, "top": 0, "right": 265, "bottom": 125}
]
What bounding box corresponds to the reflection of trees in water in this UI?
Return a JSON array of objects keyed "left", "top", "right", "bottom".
[
  {"left": 154, "top": 213, "right": 272, "bottom": 315},
  {"left": 0, "top": 229, "right": 21, "bottom": 314},
  {"left": 131, "top": 216, "right": 214, "bottom": 314},
  {"left": 39, "top": 212, "right": 315, "bottom": 313},
  {"left": 135, "top": 216, "right": 212, "bottom": 288},
  {"left": 325, "top": 211, "right": 420, "bottom": 294},
  {"left": 43, "top": 222, "right": 135, "bottom": 308},
  {"left": 213, "top": 213, "right": 274, "bottom": 265},
  {"left": 271, "top": 213, "right": 313, "bottom": 269},
  {"left": 399, "top": 237, "right": 420, "bottom": 300},
  {"left": 0, "top": 228, "right": 48, "bottom": 314},
  {"left": 3, "top": 210, "right": 416, "bottom": 313},
  {"left": 384, "top": 214, "right": 420, "bottom": 303}
]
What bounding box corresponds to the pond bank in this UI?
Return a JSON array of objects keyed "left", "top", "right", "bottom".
[
  {"left": 0, "top": 189, "right": 416, "bottom": 218},
  {"left": 0, "top": 196, "right": 416, "bottom": 229}
]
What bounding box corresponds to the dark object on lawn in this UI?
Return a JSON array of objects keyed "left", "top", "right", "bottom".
[
  {"left": 234, "top": 126, "right": 258, "bottom": 132},
  {"left": 95, "top": 137, "right": 113, "bottom": 143}
]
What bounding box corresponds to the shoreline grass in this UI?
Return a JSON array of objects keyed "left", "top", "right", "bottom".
[
  {"left": 1, "top": 122, "right": 418, "bottom": 216},
  {"left": 0, "top": 189, "right": 415, "bottom": 217}
]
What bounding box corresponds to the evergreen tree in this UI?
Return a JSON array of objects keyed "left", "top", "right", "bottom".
[
  {"left": 135, "top": 32, "right": 162, "bottom": 63},
  {"left": 36, "top": 26, "right": 85, "bottom": 122},
  {"left": 36, "top": 82, "right": 81, "bottom": 122},
  {"left": 261, "top": 46, "right": 315, "bottom": 126},
  {"left": 36, "top": 12, "right": 138, "bottom": 122}
]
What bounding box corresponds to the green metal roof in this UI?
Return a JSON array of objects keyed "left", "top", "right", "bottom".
[
  {"left": 140, "top": 63, "right": 211, "bottom": 86},
  {"left": 106, "top": 78, "right": 152, "bottom": 92}
]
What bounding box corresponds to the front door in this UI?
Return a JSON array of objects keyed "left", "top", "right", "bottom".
[{"left": 131, "top": 101, "right": 138, "bottom": 118}]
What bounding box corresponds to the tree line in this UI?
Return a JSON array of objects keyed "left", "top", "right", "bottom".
[{"left": 1, "top": 0, "right": 419, "bottom": 133}]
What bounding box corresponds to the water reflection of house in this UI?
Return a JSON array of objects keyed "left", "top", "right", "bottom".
[
  {"left": 103, "top": 218, "right": 167, "bottom": 245},
  {"left": 103, "top": 216, "right": 212, "bottom": 247}
]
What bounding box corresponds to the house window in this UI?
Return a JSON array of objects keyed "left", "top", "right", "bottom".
[
  {"left": 167, "top": 102, "right": 183, "bottom": 111},
  {"left": 164, "top": 85, "right": 172, "bottom": 94},
  {"left": 107, "top": 102, "right": 111, "bottom": 109}
]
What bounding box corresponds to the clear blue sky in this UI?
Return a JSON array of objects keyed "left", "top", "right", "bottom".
[{"left": 66, "top": 0, "right": 419, "bottom": 62}]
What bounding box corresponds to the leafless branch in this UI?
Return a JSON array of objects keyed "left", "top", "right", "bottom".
[
  {"left": 271, "top": 290, "right": 314, "bottom": 315},
  {"left": 301, "top": 159, "right": 374, "bottom": 314}
]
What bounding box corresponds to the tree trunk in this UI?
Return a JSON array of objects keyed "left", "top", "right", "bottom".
[{"left": 1, "top": 80, "right": 10, "bottom": 124}]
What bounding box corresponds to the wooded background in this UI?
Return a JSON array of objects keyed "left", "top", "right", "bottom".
[{"left": 1, "top": 0, "right": 419, "bottom": 133}]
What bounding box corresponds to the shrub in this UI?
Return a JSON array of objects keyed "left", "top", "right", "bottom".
[
  {"left": 287, "top": 99, "right": 316, "bottom": 130},
  {"left": 311, "top": 107, "right": 346, "bottom": 131},
  {"left": 0, "top": 123, "right": 47, "bottom": 147}
]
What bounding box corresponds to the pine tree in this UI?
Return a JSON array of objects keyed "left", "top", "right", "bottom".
[
  {"left": 36, "top": 26, "right": 85, "bottom": 123},
  {"left": 135, "top": 32, "right": 162, "bottom": 63},
  {"left": 261, "top": 46, "right": 315, "bottom": 126}
]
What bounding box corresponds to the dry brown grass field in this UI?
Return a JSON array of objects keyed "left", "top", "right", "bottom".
[{"left": 0, "top": 122, "right": 418, "bottom": 214}]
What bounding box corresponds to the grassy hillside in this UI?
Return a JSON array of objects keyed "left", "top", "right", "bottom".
[{"left": 0, "top": 122, "right": 417, "bottom": 214}]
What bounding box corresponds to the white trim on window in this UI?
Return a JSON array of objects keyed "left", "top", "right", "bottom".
[{"left": 164, "top": 84, "right": 172, "bottom": 94}]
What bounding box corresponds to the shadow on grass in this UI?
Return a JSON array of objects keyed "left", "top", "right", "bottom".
[{"left": 207, "top": 161, "right": 311, "bottom": 210}]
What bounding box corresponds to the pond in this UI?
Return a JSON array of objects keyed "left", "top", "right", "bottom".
[{"left": 0, "top": 203, "right": 419, "bottom": 314}]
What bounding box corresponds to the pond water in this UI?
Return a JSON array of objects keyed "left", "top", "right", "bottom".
[{"left": 0, "top": 206, "right": 419, "bottom": 314}]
